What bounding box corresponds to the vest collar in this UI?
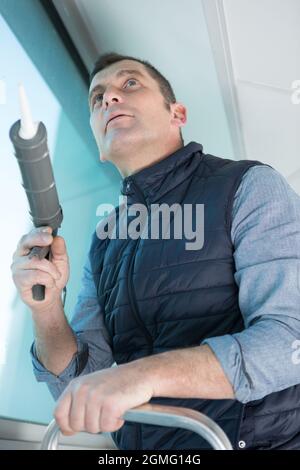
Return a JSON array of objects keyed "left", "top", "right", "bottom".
[{"left": 120, "top": 141, "right": 203, "bottom": 204}]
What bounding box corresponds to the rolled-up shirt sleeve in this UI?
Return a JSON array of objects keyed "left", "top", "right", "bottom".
[
  {"left": 202, "top": 165, "right": 300, "bottom": 403},
  {"left": 31, "top": 254, "right": 114, "bottom": 400}
]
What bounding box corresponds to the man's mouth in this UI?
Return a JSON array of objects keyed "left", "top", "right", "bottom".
[
  {"left": 106, "top": 114, "right": 133, "bottom": 132},
  {"left": 108, "top": 115, "right": 128, "bottom": 124}
]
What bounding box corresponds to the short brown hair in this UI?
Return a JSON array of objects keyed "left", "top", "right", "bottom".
[{"left": 90, "top": 52, "right": 184, "bottom": 146}]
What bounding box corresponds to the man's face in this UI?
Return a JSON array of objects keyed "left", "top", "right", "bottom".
[{"left": 88, "top": 59, "right": 185, "bottom": 166}]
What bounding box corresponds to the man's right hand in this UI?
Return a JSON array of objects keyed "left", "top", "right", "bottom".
[{"left": 11, "top": 226, "right": 69, "bottom": 311}]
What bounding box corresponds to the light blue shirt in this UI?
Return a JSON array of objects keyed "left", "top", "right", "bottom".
[{"left": 31, "top": 165, "right": 300, "bottom": 403}]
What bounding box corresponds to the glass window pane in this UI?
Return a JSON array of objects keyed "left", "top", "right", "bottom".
[{"left": 0, "top": 9, "right": 119, "bottom": 424}]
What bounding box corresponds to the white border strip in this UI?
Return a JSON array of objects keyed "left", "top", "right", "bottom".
[{"left": 201, "top": 0, "right": 247, "bottom": 160}]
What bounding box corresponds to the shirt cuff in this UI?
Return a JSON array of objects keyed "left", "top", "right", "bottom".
[
  {"left": 202, "top": 335, "right": 253, "bottom": 403},
  {"left": 30, "top": 337, "right": 89, "bottom": 385}
]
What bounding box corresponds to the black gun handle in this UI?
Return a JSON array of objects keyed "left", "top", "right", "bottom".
[
  {"left": 29, "top": 245, "right": 51, "bottom": 301},
  {"left": 32, "top": 283, "right": 46, "bottom": 301}
]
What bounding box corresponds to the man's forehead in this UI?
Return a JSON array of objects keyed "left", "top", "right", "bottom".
[{"left": 89, "top": 60, "right": 148, "bottom": 91}]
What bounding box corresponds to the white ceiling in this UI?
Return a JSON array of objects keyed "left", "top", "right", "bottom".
[
  {"left": 53, "top": 0, "right": 300, "bottom": 194},
  {"left": 220, "top": 0, "right": 300, "bottom": 189}
]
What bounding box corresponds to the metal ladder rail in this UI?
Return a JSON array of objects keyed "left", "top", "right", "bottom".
[{"left": 41, "top": 403, "right": 233, "bottom": 450}]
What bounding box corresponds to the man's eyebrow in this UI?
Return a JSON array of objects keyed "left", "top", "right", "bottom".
[{"left": 88, "top": 69, "right": 146, "bottom": 105}]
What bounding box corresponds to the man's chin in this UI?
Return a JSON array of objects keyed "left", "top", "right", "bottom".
[{"left": 99, "top": 131, "right": 146, "bottom": 162}]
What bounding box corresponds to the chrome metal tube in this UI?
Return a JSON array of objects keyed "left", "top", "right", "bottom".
[{"left": 41, "top": 403, "right": 233, "bottom": 450}]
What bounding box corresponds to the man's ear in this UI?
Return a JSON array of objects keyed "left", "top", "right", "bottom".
[{"left": 170, "top": 102, "right": 187, "bottom": 128}]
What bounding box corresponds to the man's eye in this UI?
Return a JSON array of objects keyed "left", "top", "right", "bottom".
[
  {"left": 125, "top": 78, "right": 138, "bottom": 87},
  {"left": 94, "top": 93, "right": 103, "bottom": 104},
  {"left": 92, "top": 79, "right": 138, "bottom": 109}
]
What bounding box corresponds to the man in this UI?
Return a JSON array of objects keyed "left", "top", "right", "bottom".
[{"left": 11, "top": 52, "right": 300, "bottom": 450}]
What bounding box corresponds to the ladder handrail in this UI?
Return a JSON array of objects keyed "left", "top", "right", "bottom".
[{"left": 41, "top": 403, "right": 233, "bottom": 450}]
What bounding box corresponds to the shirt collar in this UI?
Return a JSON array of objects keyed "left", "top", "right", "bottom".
[{"left": 120, "top": 141, "right": 203, "bottom": 203}]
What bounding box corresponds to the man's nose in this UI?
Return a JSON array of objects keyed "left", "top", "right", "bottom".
[
  {"left": 103, "top": 87, "right": 124, "bottom": 107},
  {"left": 104, "top": 96, "right": 120, "bottom": 108}
]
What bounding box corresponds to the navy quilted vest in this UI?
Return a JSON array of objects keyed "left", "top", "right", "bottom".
[{"left": 89, "top": 142, "right": 300, "bottom": 450}]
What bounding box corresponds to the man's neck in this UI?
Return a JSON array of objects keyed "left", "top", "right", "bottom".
[{"left": 119, "top": 142, "right": 183, "bottom": 178}]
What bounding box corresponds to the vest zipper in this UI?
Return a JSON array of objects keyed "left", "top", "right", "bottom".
[
  {"left": 234, "top": 403, "right": 246, "bottom": 450},
  {"left": 126, "top": 180, "right": 153, "bottom": 353}
]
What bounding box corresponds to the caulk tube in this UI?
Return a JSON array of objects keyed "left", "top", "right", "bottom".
[{"left": 9, "top": 84, "right": 63, "bottom": 301}]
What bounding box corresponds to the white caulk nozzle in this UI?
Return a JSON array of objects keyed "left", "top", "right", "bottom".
[{"left": 18, "top": 83, "right": 39, "bottom": 139}]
